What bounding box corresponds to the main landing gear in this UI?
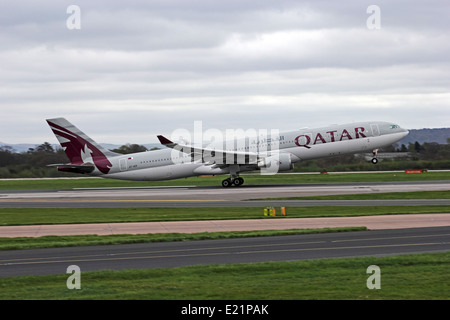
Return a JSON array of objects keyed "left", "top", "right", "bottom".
[
  {"left": 221, "top": 177, "right": 244, "bottom": 188},
  {"left": 221, "top": 165, "right": 245, "bottom": 187},
  {"left": 221, "top": 165, "right": 244, "bottom": 187}
]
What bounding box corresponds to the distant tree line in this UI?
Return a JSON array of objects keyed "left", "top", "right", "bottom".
[
  {"left": 294, "top": 141, "right": 450, "bottom": 172},
  {"left": 0, "top": 141, "right": 448, "bottom": 178},
  {"left": 0, "top": 142, "right": 153, "bottom": 178},
  {"left": 110, "top": 143, "right": 149, "bottom": 154},
  {"left": 0, "top": 142, "right": 69, "bottom": 178}
]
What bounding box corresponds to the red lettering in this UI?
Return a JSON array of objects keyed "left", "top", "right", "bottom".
[
  {"left": 355, "top": 127, "right": 366, "bottom": 138},
  {"left": 295, "top": 135, "right": 311, "bottom": 148},
  {"left": 297, "top": 128, "right": 365, "bottom": 146},
  {"left": 314, "top": 133, "right": 326, "bottom": 144},
  {"left": 327, "top": 130, "right": 337, "bottom": 142},
  {"left": 340, "top": 129, "right": 352, "bottom": 141}
]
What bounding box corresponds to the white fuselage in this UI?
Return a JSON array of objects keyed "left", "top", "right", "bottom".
[{"left": 97, "top": 121, "right": 408, "bottom": 181}]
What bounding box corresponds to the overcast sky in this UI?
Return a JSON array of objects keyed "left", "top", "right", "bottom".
[{"left": 1, "top": 0, "right": 449, "bottom": 144}]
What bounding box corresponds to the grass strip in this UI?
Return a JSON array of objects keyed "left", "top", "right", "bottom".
[
  {"left": 0, "top": 227, "right": 366, "bottom": 250},
  {"left": 1, "top": 206, "right": 450, "bottom": 226},
  {"left": 0, "top": 252, "right": 448, "bottom": 299}
]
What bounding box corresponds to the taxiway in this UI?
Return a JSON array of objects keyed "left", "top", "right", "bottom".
[{"left": 1, "top": 226, "right": 448, "bottom": 277}]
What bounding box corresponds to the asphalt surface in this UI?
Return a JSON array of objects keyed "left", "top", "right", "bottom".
[
  {"left": 1, "top": 180, "right": 449, "bottom": 208},
  {"left": 0, "top": 180, "right": 448, "bottom": 278},
  {"left": 1, "top": 226, "right": 448, "bottom": 277}
]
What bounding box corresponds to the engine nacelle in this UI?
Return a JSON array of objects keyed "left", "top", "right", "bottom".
[{"left": 258, "top": 153, "right": 293, "bottom": 173}]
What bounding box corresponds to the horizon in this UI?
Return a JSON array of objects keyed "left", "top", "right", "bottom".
[{"left": 2, "top": 126, "right": 449, "bottom": 151}]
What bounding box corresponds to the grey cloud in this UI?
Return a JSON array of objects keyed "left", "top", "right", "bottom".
[{"left": 0, "top": 1, "right": 449, "bottom": 143}]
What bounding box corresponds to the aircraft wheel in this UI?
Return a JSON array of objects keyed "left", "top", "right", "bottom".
[
  {"left": 233, "top": 177, "right": 244, "bottom": 186},
  {"left": 221, "top": 178, "right": 232, "bottom": 188},
  {"left": 371, "top": 158, "right": 378, "bottom": 164}
]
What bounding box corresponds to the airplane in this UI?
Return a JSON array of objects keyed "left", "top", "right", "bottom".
[{"left": 46, "top": 118, "right": 409, "bottom": 187}]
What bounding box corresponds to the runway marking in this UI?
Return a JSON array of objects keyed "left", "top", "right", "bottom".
[
  {"left": 332, "top": 233, "right": 450, "bottom": 243},
  {"left": 72, "top": 186, "right": 196, "bottom": 190},
  {"left": 0, "top": 240, "right": 326, "bottom": 264},
  {"left": 236, "top": 242, "right": 445, "bottom": 255},
  {"left": 1, "top": 242, "right": 446, "bottom": 267}
]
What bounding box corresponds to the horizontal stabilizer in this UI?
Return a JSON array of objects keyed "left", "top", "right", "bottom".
[{"left": 47, "top": 163, "right": 95, "bottom": 174}]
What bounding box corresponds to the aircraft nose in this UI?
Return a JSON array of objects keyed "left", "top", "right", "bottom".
[{"left": 401, "top": 128, "right": 409, "bottom": 138}]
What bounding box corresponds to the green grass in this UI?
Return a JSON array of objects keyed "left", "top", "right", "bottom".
[
  {"left": 1, "top": 171, "right": 449, "bottom": 190},
  {"left": 0, "top": 227, "right": 366, "bottom": 250},
  {"left": 1, "top": 252, "right": 448, "bottom": 299},
  {"left": 0, "top": 172, "right": 447, "bottom": 300},
  {"left": 1, "top": 206, "right": 449, "bottom": 226}
]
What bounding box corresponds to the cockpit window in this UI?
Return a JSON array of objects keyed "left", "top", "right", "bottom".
[{"left": 389, "top": 125, "right": 400, "bottom": 129}]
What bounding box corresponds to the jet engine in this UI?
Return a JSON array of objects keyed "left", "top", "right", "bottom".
[{"left": 258, "top": 153, "right": 293, "bottom": 173}]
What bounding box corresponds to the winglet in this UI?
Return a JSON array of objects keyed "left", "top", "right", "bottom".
[{"left": 157, "top": 135, "right": 174, "bottom": 146}]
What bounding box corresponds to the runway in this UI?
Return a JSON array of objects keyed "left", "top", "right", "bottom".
[
  {"left": 1, "top": 226, "right": 448, "bottom": 277},
  {"left": 1, "top": 180, "right": 449, "bottom": 208}
]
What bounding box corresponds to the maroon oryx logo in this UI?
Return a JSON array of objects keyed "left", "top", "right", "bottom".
[{"left": 47, "top": 121, "right": 112, "bottom": 174}]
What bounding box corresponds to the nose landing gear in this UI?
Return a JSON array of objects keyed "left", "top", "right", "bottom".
[{"left": 371, "top": 149, "right": 379, "bottom": 164}]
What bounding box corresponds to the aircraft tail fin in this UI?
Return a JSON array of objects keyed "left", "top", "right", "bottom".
[{"left": 46, "top": 117, "right": 118, "bottom": 174}]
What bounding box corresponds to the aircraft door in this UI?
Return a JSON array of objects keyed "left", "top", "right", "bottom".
[
  {"left": 371, "top": 124, "right": 380, "bottom": 137},
  {"left": 119, "top": 158, "right": 127, "bottom": 171}
]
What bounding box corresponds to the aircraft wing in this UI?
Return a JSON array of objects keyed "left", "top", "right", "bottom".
[{"left": 157, "top": 135, "right": 261, "bottom": 166}]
